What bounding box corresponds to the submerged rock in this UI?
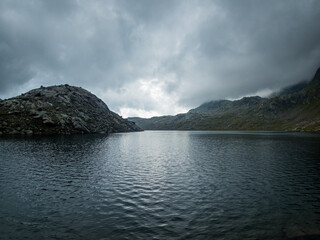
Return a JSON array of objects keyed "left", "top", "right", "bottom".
[{"left": 0, "top": 85, "right": 141, "bottom": 135}]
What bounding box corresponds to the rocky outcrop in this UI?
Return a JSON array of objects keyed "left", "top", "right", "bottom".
[{"left": 0, "top": 85, "right": 141, "bottom": 135}]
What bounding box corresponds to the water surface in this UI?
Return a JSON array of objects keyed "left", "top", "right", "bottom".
[{"left": 1, "top": 131, "right": 320, "bottom": 239}]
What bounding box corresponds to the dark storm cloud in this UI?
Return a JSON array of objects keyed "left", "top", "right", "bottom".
[
  {"left": 177, "top": 0, "right": 320, "bottom": 105},
  {"left": 0, "top": 0, "right": 145, "bottom": 92},
  {"left": 0, "top": 0, "right": 320, "bottom": 116}
]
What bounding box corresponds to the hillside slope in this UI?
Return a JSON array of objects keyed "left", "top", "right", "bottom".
[
  {"left": 0, "top": 85, "right": 141, "bottom": 135},
  {"left": 129, "top": 67, "right": 320, "bottom": 133}
]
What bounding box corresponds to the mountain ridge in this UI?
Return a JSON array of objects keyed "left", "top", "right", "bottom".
[{"left": 129, "top": 67, "right": 320, "bottom": 133}]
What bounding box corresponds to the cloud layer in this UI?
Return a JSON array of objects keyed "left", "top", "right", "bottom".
[{"left": 1, "top": 0, "right": 320, "bottom": 117}]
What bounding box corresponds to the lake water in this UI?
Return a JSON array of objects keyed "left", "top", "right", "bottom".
[{"left": 1, "top": 131, "right": 320, "bottom": 239}]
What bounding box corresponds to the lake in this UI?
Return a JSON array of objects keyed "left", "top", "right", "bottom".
[{"left": 0, "top": 131, "right": 320, "bottom": 239}]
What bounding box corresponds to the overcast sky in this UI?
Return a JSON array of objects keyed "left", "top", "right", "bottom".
[{"left": 1, "top": 0, "right": 320, "bottom": 117}]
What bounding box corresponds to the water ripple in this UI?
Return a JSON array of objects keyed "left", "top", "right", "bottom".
[{"left": 0, "top": 132, "right": 320, "bottom": 239}]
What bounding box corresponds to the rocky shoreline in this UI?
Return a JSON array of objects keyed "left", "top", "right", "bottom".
[{"left": 0, "top": 85, "right": 141, "bottom": 135}]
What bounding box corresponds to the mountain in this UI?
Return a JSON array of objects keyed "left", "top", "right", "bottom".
[
  {"left": 0, "top": 85, "right": 141, "bottom": 135},
  {"left": 129, "top": 67, "right": 320, "bottom": 133}
]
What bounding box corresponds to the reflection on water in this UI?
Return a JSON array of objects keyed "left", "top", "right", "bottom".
[{"left": 0, "top": 131, "right": 320, "bottom": 239}]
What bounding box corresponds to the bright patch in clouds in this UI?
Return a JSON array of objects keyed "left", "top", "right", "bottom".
[
  {"left": 100, "top": 78, "right": 188, "bottom": 118},
  {"left": 119, "top": 108, "right": 159, "bottom": 119}
]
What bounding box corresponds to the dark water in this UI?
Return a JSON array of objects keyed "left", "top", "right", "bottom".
[{"left": 1, "top": 131, "right": 320, "bottom": 240}]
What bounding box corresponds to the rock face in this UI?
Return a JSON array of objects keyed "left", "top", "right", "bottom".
[
  {"left": 0, "top": 85, "right": 141, "bottom": 135},
  {"left": 129, "top": 67, "right": 320, "bottom": 133}
]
